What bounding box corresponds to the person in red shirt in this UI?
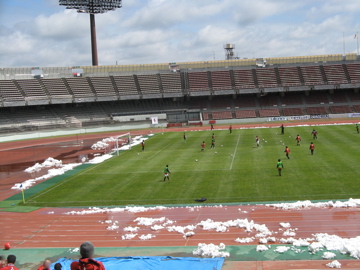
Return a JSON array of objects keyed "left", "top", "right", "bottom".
[
  {"left": 309, "top": 142, "right": 315, "bottom": 155},
  {"left": 229, "top": 125, "right": 232, "bottom": 134},
  {"left": 70, "top": 242, "right": 105, "bottom": 270},
  {"left": 1, "top": 255, "right": 19, "bottom": 270},
  {"left": 201, "top": 141, "right": 206, "bottom": 151},
  {"left": 37, "top": 260, "right": 51, "bottom": 270},
  {"left": 284, "top": 146, "right": 290, "bottom": 159},
  {"left": 296, "top": 134, "right": 301, "bottom": 146},
  {"left": 141, "top": 140, "right": 145, "bottom": 151}
]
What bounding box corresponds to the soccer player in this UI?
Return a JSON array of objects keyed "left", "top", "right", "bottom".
[
  {"left": 201, "top": 141, "right": 206, "bottom": 151},
  {"left": 141, "top": 140, "right": 145, "bottom": 151},
  {"left": 211, "top": 123, "right": 214, "bottom": 130},
  {"left": 296, "top": 134, "right": 301, "bottom": 146},
  {"left": 212, "top": 133, "right": 215, "bottom": 140},
  {"left": 280, "top": 124, "right": 284, "bottom": 135},
  {"left": 284, "top": 146, "right": 290, "bottom": 159},
  {"left": 276, "top": 159, "right": 284, "bottom": 176},
  {"left": 309, "top": 142, "right": 315, "bottom": 155},
  {"left": 255, "top": 136, "right": 260, "bottom": 147},
  {"left": 163, "top": 165, "right": 171, "bottom": 181},
  {"left": 311, "top": 129, "right": 318, "bottom": 139},
  {"left": 183, "top": 132, "right": 187, "bottom": 142},
  {"left": 210, "top": 138, "right": 215, "bottom": 148},
  {"left": 356, "top": 124, "right": 359, "bottom": 134},
  {"left": 229, "top": 125, "right": 232, "bottom": 134}
]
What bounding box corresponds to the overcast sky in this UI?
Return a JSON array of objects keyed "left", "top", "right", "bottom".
[{"left": 0, "top": 0, "right": 360, "bottom": 67}]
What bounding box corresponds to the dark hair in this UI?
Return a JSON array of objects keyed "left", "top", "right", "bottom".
[
  {"left": 7, "top": 255, "right": 16, "bottom": 264},
  {"left": 278, "top": 159, "right": 281, "bottom": 162},
  {"left": 54, "top": 263, "right": 62, "bottom": 270},
  {"left": 311, "top": 142, "right": 313, "bottom": 144}
]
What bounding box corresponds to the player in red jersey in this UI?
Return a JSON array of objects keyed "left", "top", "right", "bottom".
[
  {"left": 309, "top": 142, "right": 315, "bottom": 155},
  {"left": 284, "top": 146, "right": 290, "bottom": 159},
  {"left": 201, "top": 141, "right": 206, "bottom": 151},
  {"left": 296, "top": 134, "right": 301, "bottom": 146}
]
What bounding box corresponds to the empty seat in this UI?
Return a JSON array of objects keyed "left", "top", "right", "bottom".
[
  {"left": 305, "top": 92, "right": 329, "bottom": 104},
  {"left": 0, "top": 80, "right": 24, "bottom": 101},
  {"left": 282, "top": 108, "right": 304, "bottom": 116},
  {"left": 233, "top": 69, "right": 255, "bottom": 89},
  {"left": 212, "top": 111, "right": 233, "bottom": 120},
  {"left": 323, "top": 65, "right": 348, "bottom": 84},
  {"left": 42, "top": 78, "right": 71, "bottom": 97},
  {"left": 256, "top": 68, "right": 278, "bottom": 87},
  {"left": 300, "top": 66, "right": 324, "bottom": 85},
  {"left": 234, "top": 96, "right": 256, "bottom": 107},
  {"left": 278, "top": 67, "right": 301, "bottom": 86},
  {"left": 89, "top": 77, "right": 117, "bottom": 96},
  {"left": 329, "top": 105, "right": 352, "bottom": 113},
  {"left": 112, "top": 75, "right": 139, "bottom": 96},
  {"left": 188, "top": 72, "right": 210, "bottom": 91},
  {"left": 346, "top": 64, "right": 360, "bottom": 82},
  {"left": 258, "top": 108, "right": 280, "bottom": 117},
  {"left": 235, "top": 110, "right": 257, "bottom": 118},
  {"left": 210, "top": 70, "right": 232, "bottom": 91},
  {"left": 306, "top": 107, "right": 329, "bottom": 115},
  {"left": 65, "top": 78, "right": 94, "bottom": 98},
  {"left": 17, "top": 79, "right": 47, "bottom": 98},
  {"left": 137, "top": 74, "right": 161, "bottom": 94},
  {"left": 160, "top": 73, "right": 182, "bottom": 93}
]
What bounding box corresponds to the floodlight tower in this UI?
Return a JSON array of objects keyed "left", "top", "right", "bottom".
[
  {"left": 224, "top": 43, "right": 235, "bottom": 60},
  {"left": 59, "top": 0, "right": 122, "bottom": 66}
]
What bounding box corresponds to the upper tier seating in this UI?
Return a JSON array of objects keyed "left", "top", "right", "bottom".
[
  {"left": 278, "top": 67, "right": 301, "bottom": 86},
  {"left": 211, "top": 71, "right": 232, "bottom": 91},
  {"left": 255, "top": 68, "right": 278, "bottom": 87},
  {"left": 112, "top": 75, "right": 139, "bottom": 96},
  {"left": 300, "top": 66, "right": 324, "bottom": 85},
  {"left": 188, "top": 72, "right": 209, "bottom": 91},
  {"left": 323, "top": 65, "right": 348, "bottom": 84},
  {"left": 233, "top": 69, "right": 255, "bottom": 89}
]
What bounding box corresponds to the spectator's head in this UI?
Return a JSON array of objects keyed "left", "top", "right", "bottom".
[
  {"left": 43, "top": 259, "right": 51, "bottom": 269},
  {"left": 80, "top": 242, "right": 94, "bottom": 258},
  {"left": 54, "top": 263, "right": 62, "bottom": 270},
  {"left": 0, "top": 256, "right": 5, "bottom": 267},
  {"left": 7, "top": 255, "right": 16, "bottom": 264}
]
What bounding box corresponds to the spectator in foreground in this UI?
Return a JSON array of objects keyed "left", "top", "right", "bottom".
[
  {"left": 1, "top": 255, "right": 19, "bottom": 270},
  {"left": 37, "top": 260, "right": 51, "bottom": 270},
  {"left": 70, "top": 242, "right": 105, "bottom": 270}
]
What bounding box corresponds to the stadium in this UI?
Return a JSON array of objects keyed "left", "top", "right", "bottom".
[{"left": 1, "top": 1, "right": 360, "bottom": 270}]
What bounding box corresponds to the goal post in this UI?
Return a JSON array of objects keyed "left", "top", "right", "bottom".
[{"left": 114, "top": 132, "right": 132, "bottom": 156}]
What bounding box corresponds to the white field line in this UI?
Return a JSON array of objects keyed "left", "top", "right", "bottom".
[{"left": 230, "top": 134, "right": 241, "bottom": 170}]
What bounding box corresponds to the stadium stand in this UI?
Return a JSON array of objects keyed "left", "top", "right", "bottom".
[
  {"left": 282, "top": 108, "right": 304, "bottom": 116},
  {"left": 210, "top": 97, "right": 232, "bottom": 108},
  {"left": 304, "top": 92, "right": 329, "bottom": 104},
  {"left": 306, "top": 107, "right": 329, "bottom": 115},
  {"left": 188, "top": 72, "right": 210, "bottom": 91},
  {"left": 235, "top": 110, "right": 257, "bottom": 118},
  {"left": 210, "top": 70, "right": 232, "bottom": 91},
  {"left": 300, "top": 65, "right": 324, "bottom": 85},
  {"left": 329, "top": 105, "right": 352, "bottom": 114},
  {"left": 233, "top": 69, "right": 255, "bottom": 89},
  {"left": 88, "top": 77, "right": 117, "bottom": 98},
  {"left": 65, "top": 78, "right": 95, "bottom": 99},
  {"left": 189, "top": 98, "right": 209, "bottom": 109},
  {"left": 277, "top": 67, "right": 301, "bottom": 86},
  {"left": 202, "top": 112, "right": 210, "bottom": 120},
  {"left": 258, "top": 94, "right": 279, "bottom": 107},
  {"left": 353, "top": 104, "right": 360, "bottom": 112},
  {"left": 323, "top": 65, "right": 348, "bottom": 84},
  {"left": 16, "top": 79, "right": 47, "bottom": 98},
  {"left": 234, "top": 95, "right": 257, "bottom": 108},
  {"left": 255, "top": 68, "right": 278, "bottom": 87},
  {"left": 348, "top": 91, "right": 360, "bottom": 102},
  {"left": 0, "top": 80, "right": 25, "bottom": 102},
  {"left": 137, "top": 74, "right": 161, "bottom": 95},
  {"left": 42, "top": 78, "right": 72, "bottom": 98},
  {"left": 258, "top": 108, "right": 280, "bottom": 117},
  {"left": 160, "top": 73, "right": 182, "bottom": 94},
  {"left": 280, "top": 93, "right": 304, "bottom": 105},
  {"left": 346, "top": 63, "right": 360, "bottom": 82},
  {"left": 329, "top": 91, "right": 348, "bottom": 103},
  {"left": 112, "top": 75, "right": 139, "bottom": 96},
  {"left": 211, "top": 111, "right": 233, "bottom": 120}
]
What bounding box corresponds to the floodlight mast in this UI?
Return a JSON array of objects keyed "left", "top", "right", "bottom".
[{"left": 59, "top": 0, "right": 122, "bottom": 66}]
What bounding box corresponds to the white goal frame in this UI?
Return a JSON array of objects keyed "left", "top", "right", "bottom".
[{"left": 114, "top": 133, "right": 132, "bottom": 156}]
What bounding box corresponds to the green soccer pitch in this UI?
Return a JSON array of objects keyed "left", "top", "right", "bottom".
[{"left": 25, "top": 125, "right": 360, "bottom": 207}]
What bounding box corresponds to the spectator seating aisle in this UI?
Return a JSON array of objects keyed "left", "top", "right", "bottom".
[
  {"left": 233, "top": 69, "right": 255, "bottom": 89},
  {"left": 255, "top": 68, "right": 278, "bottom": 87},
  {"left": 211, "top": 71, "right": 232, "bottom": 91},
  {"left": 188, "top": 72, "right": 209, "bottom": 91},
  {"left": 278, "top": 67, "right": 301, "bottom": 86},
  {"left": 323, "top": 65, "right": 348, "bottom": 84},
  {"left": 301, "top": 66, "right": 324, "bottom": 85}
]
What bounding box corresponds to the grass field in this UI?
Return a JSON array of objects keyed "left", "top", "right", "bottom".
[{"left": 25, "top": 125, "right": 360, "bottom": 207}]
